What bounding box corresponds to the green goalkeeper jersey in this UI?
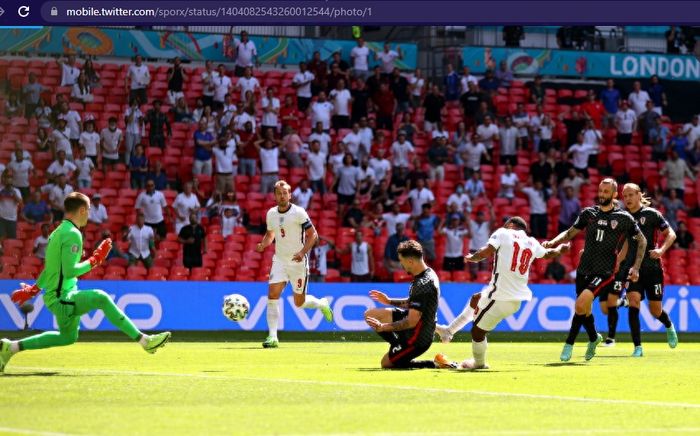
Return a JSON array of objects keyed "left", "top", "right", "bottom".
[{"left": 36, "top": 219, "right": 92, "bottom": 308}]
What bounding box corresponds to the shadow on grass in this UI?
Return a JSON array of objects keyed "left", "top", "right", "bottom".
[
  {"left": 4, "top": 371, "right": 60, "bottom": 377},
  {"left": 542, "top": 362, "right": 587, "bottom": 367}
]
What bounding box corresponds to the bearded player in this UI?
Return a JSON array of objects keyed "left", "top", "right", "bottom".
[{"left": 0, "top": 192, "right": 171, "bottom": 373}]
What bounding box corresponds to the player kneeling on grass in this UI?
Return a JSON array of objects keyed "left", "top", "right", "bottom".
[
  {"left": 365, "top": 240, "right": 446, "bottom": 369},
  {"left": 434, "top": 217, "right": 570, "bottom": 370},
  {"left": 0, "top": 192, "right": 171, "bottom": 373}
]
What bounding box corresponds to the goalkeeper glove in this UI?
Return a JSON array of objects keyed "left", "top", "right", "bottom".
[
  {"left": 89, "top": 238, "right": 112, "bottom": 268},
  {"left": 11, "top": 283, "right": 41, "bottom": 305}
]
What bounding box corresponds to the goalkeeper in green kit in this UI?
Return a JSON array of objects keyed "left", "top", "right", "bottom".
[{"left": 0, "top": 192, "right": 171, "bottom": 373}]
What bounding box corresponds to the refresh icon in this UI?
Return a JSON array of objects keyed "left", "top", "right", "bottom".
[{"left": 17, "top": 5, "right": 30, "bottom": 17}]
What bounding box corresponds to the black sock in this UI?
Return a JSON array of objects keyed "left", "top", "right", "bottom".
[
  {"left": 629, "top": 307, "right": 642, "bottom": 346},
  {"left": 607, "top": 307, "right": 619, "bottom": 339},
  {"left": 566, "top": 314, "right": 585, "bottom": 345},
  {"left": 583, "top": 314, "right": 598, "bottom": 342},
  {"left": 405, "top": 360, "right": 437, "bottom": 369},
  {"left": 656, "top": 311, "right": 672, "bottom": 328}
]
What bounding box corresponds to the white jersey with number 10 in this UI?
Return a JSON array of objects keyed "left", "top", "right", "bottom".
[
  {"left": 485, "top": 228, "right": 547, "bottom": 301},
  {"left": 266, "top": 204, "right": 314, "bottom": 262}
]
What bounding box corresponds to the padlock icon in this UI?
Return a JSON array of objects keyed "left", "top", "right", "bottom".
[{"left": 50, "top": 7, "right": 58, "bottom": 16}]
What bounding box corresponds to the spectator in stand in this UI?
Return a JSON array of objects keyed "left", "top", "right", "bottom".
[
  {"left": 213, "top": 133, "right": 237, "bottom": 195},
  {"left": 22, "top": 72, "right": 46, "bottom": 118},
  {"left": 35, "top": 98, "right": 52, "bottom": 130},
  {"left": 465, "top": 171, "right": 486, "bottom": 200},
  {"left": 97, "top": 229, "right": 128, "bottom": 262},
  {"left": 407, "top": 178, "right": 435, "bottom": 218},
  {"left": 375, "top": 43, "right": 403, "bottom": 75},
  {"left": 628, "top": 80, "right": 651, "bottom": 116},
  {"left": 478, "top": 69, "right": 500, "bottom": 96},
  {"left": 74, "top": 146, "right": 95, "bottom": 189},
  {"left": 372, "top": 83, "right": 396, "bottom": 131},
  {"left": 357, "top": 117, "right": 374, "bottom": 160},
  {"left": 649, "top": 117, "right": 670, "bottom": 161},
  {"left": 447, "top": 183, "right": 472, "bottom": 215},
  {"left": 499, "top": 117, "right": 518, "bottom": 165},
  {"left": 50, "top": 94, "right": 67, "bottom": 124},
  {"left": 350, "top": 81, "right": 370, "bottom": 125},
  {"left": 255, "top": 133, "right": 283, "bottom": 194},
  {"left": 666, "top": 26, "right": 683, "bottom": 54},
  {"left": 409, "top": 69, "right": 425, "bottom": 109},
  {"left": 568, "top": 132, "right": 594, "bottom": 179},
  {"left": 675, "top": 221, "right": 695, "bottom": 249},
  {"left": 71, "top": 71, "right": 93, "bottom": 106},
  {"left": 309, "top": 91, "right": 334, "bottom": 132},
  {"left": 461, "top": 66, "right": 478, "bottom": 96},
  {"left": 22, "top": 190, "right": 50, "bottom": 224},
  {"left": 327, "top": 62, "right": 346, "bottom": 94},
  {"left": 149, "top": 160, "right": 169, "bottom": 191},
  {"left": 445, "top": 202, "right": 466, "bottom": 226},
  {"left": 166, "top": 56, "right": 187, "bottom": 106},
  {"left": 460, "top": 133, "right": 490, "bottom": 179},
  {"left": 615, "top": 100, "right": 636, "bottom": 146},
  {"left": 661, "top": 150, "right": 695, "bottom": 198},
  {"left": 0, "top": 171, "right": 23, "bottom": 239},
  {"left": 308, "top": 237, "right": 334, "bottom": 282},
  {"left": 544, "top": 257, "right": 566, "bottom": 282},
  {"left": 581, "top": 90, "right": 604, "bottom": 128},
  {"left": 146, "top": 100, "right": 171, "bottom": 149},
  {"left": 558, "top": 184, "right": 581, "bottom": 232},
  {"left": 427, "top": 136, "right": 450, "bottom": 182},
  {"left": 581, "top": 119, "right": 602, "bottom": 168},
  {"left": 511, "top": 103, "right": 530, "bottom": 149},
  {"left": 79, "top": 120, "right": 100, "bottom": 167},
  {"left": 350, "top": 37, "right": 371, "bottom": 81},
  {"left": 99, "top": 116, "right": 123, "bottom": 172},
  {"left": 235, "top": 67, "right": 260, "bottom": 105},
  {"left": 193, "top": 118, "right": 215, "bottom": 176},
  {"left": 474, "top": 101, "right": 495, "bottom": 127},
  {"left": 305, "top": 140, "right": 327, "bottom": 195},
  {"left": 211, "top": 64, "right": 232, "bottom": 112},
  {"left": 553, "top": 149, "right": 574, "bottom": 184},
  {"left": 423, "top": 84, "right": 445, "bottom": 132},
  {"left": 123, "top": 98, "right": 144, "bottom": 164},
  {"left": 407, "top": 156, "right": 429, "bottom": 189},
  {"left": 135, "top": 179, "right": 169, "bottom": 240},
  {"left": 233, "top": 31, "right": 257, "bottom": 77},
  {"left": 476, "top": 115, "right": 500, "bottom": 158},
  {"left": 57, "top": 101, "right": 82, "bottom": 149},
  {"left": 431, "top": 121, "right": 450, "bottom": 141},
  {"left": 519, "top": 179, "right": 549, "bottom": 239},
  {"left": 308, "top": 51, "right": 328, "bottom": 95},
  {"left": 221, "top": 207, "right": 242, "bottom": 238},
  {"left": 382, "top": 202, "right": 411, "bottom": 236},
  {"left": 124, "top": 211, "right": 155, "bottom": 268},
  {"left": 33, "top": 223, "right": 51, "bottom": 260},
  {"left": 219, "top": 190, "right": 243, "bottom": 217},
  {"left": 200, "top": 60, "right": 217, "bottom": 108},
  {"left": 415, "top": 203, "right": 440, "bottom": 262},
  {"left": 357, "top": 157, "right": 376, "bottom": 197},
  {"left": 441, "top": 216, "right": 469, "bottom": 272},
  {"left": 662, "top": 189, "right": 686, "bottom": 231},
  {"left": 9, "top": 148, "right": 34, "bottom": 199},
  {"left": 58, "top": 54, "right": 80, "bottom": 87},
  {"left": 88, "top": 193, "right": 108, "bottom": 225},
  {"left": 452, "top": 122, "right": 471, "bottom": 164},
  {"left": 330, "top": 79, "right": 352, "bottom": 130},
  {"left": 531, "top": 151, "right": 554, "bottom": 188},
  {"left": 335, "top": 153, "right": 362, "bottom": 216},
  {"left": 292, "top": 62, "right": 314, "bottom": 112},
  {"left": 648, "top": 75, "right": 667, "bottom": 115},
  {"left": 503, "top": 26, "right": 525, "bottom": 47},
  {"left": 529, "top": 75, "right": 545, "bottom": 105},
  {"left": 48, "top": 174, "right": 73, "bottom": 223},
  {"left": 384, "top": 222, "right": 409, "bottom": 273},
  {"left": 498, "top": 163, "right": 519, "bottom": 200},
  {"left": 683, "top": 115, "right": 700, "bottom": 148},
  {"left": 126, "top": 55, "right": 150, "bottom": 105},
  {"left": 308, "top": 121, "right": 331, "bottom": 155},
  {"left": 172, "top": 182, "right": 201, "bottom": 235},
  {"left": 178, "top": 212, "right": 207, "bottom": 270},
  {"left": 466, "top": 206, "right": 495, "bottom": 278},
  {"left": 444, "top": 64, "right": 460, "bottom": 101},
  {"left": 47, "top": 150, "right": 77, "bottom": 180},
  {"left": 331, "top": 51, "right": 351, "bottom": 78},
  {"left": 172, "top": 97, "right": 193, "bottom": 123},
  {"left": 343, "top": 198, "right": 365, "bottom": 230},
  {"left": 639, "top": 100, "right": 661, "bottom": 144},
  {"left": 369, "top": 146, "right": 391, "bottom": 184},
  {"left": 390, "top": 68, "right": 410, "bottom": 114},
  {"left": 495, "top": 60, "right": 513, "bottom": 88},
  {"left": 600, "top": 79, "right": 621, "bottom": 128},
  {"left": 391, "top": 131, "right": 415, "bottom": 171},
  {"left": 292, "top": 179, "right": 314, "bottom": 210},
  {"left": 280, "top": 96, "right": 302, "bottom": 134},
  {"left": 365, "top": 66, "right": 385, "bottom": 99},
  {"left": 559, "top": 109, "right": 585, "bottom": 148},
  {"left": 460, "top": 81, "right": 483, "bottom": 126}
]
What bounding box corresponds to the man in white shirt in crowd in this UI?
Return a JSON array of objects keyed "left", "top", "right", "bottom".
[
  {"left": 305, "top": 140, "right": 327, "bottom": 195},
  {"left": 0, "top": 171, "right": 23, "bottom": 240},
  {"left": 56, "top": 102, "right": 82, "bottom": 148},
  {"left": 343, "top": 122, "right": 364, "bottom": 160},
  {"left": 582, "top": 119, "right": 602, "bottom": 168},
  {"left": 235, "top": 67, "right": 260, "bottom": 104},
  {"left": 8, "top": 149, "right": 34, "bottom": 199},
  {"left": 465, "top": 171, "right": 486, "bottom": 200},
  {"left": 33, "top": 223, "right": 51, "bottom": 260},
  {"left": 172, "top": 182, "right": 201, "bottom": 235},
  {"left": 369, "top": 147, "right": 391, "bottom": 183},
  {"left": 261, "top": 87, "right": 281, "bottom": 136},
  {"left": 357, "top": 117, "right": 374, "bottom": 160},
  {"left": 88, "top": 193, "right": 109, "bottom": 224},
  {"left": 568, "top": 132, "right": 595, "bottom": 179},
  {"left": 409, "top": 69, "right": 425, "bottom": 109},
  {"left": 308, "top": 122, "right": 331, "bottom": 155},
  {"left": 79, "top": 120, "right": 100, "bottom": 167},
  {"left": 683, "top": 114, "right": 700, "bottom": 148},
  {"left": 375, "top": 42, "right": 403, "bottom": 75},
  {"left": 499, "top": 117, "right": 518, "bottom": 165},
  {"left": 460, "top": 66, "right": 478, "bottom": 96},
  {"left": 519, "top": 179, "right": 549, "bottom": 239},
  {"left": 124, "top": 211, "right": 156, "bottom": 268},
  {"left": 58, "top": 54, "right": 80, "bottom": 87},
  {"left": 212, "top": 64, "right": 232, "bottom": 112},
  {"left": 461, "top": 135, "right": 490, "bottom": 180},
  {"left": 441, "top": 216, "right": 469, "bottom": 272},
  {"left": 74, "top": 146, "right": 95, "bottom": 189},
  {"left": 407, "top": 178, "right": 435, "bottom": 218},
  {"left": 628, "top": 80, "right": 651, "bottom": 116},
  {"left": 100, "top": 116, "right": 123, "bottom": 171},
  {"left": 615, "top": 100, "right": 637, "bottom": 146},
  {"left": 382, "top": 202, "right": 411, "bottom": 236},
  {"left": 47, "top": 150, "right": 77, "bottom": 180},
  {"left": 351, "top": 38, "right": 371, "bottom": 81},
  {"left": 48, "top": 174, "right": 74, "bottom": 222},
  {"left": 213, "top": 134, "right": 237, "bottom": 195},
  {"left": 512, "top": 103, "right": 531, "bottom": 149},
  {"left": 476, "top": 115, "right": 500, "bottom": 157},
  {"left": 124, "top": 98, "right": 144, "bottom": 164},
  {"left": 391, "top": 131, "right": 415, "bottom": 170},
  {"left": 292, "top": 179, "right": 314, "bottom": 210},
  {"left": 135, "top": 179, "right": 170, "bottom": 241},
  {"left": 292, "top": 62, "right": 314, "bottom": 112},
  {"left": 233, "top": 31, "right": 257, "bottom": 77},
  {"left": 51, "top": 118, "right": 73, "bottom": 160},
  {"left": 447, "top": 183, "right": 472, "bottom": 217},
  {"left": 310, "top": 91, "right": 334, "bottom": 132},
  {"left": 498, "top": 163, "right": 519, "bottom": 200},
  {"left": 330, "top": 79, "right": 353, "bottom": 131},
  {"left": 201, "top": 60, "right": 218, "bottom": 108},
  {"left": 467, "top": 206, "right": 495, "bottom": 278},
  {"left": 127, "top": 55, "right": 150, "bottom": 105}
]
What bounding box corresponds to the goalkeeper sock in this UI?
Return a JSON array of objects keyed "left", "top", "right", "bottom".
[
  {"left": 267, "top": 299, "right": 280, "bottom": 339},
  {"left": 472, "top": 339, "right": 488, "bottom": 367},
  {"left": 301, "top": 295, "right": 322, "bottom": 309},
  {"left": 138, "top": 335, "right": 150, "bottom": 347},
  {"left": 9, "top": 341, "right": 20, "bottom": 354},
  {"left": 448, "top": 305, "right": 475, "bottom": 335}
]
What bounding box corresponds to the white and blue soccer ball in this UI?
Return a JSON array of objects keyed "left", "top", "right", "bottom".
[{"left": 222, "top": 294, "right": 250, "bottom": 322}]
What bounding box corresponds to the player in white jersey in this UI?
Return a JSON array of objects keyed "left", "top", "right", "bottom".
[
  {"left": 434, "top": 217, "right": 569, "bottom": 370},
  {"left": 256, "top": 180, "right": 333, "bottom": 348}
]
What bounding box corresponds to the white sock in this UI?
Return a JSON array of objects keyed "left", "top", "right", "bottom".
[
  {"left": 301, "top": 295, "right": 323, "bottom": 309},
  {"left": 267, "top": 299, "right": 280, "bottom": 339},
  {"left": 448, "top": 306, "right": 475, "bottom": 335},
  {"left": 472, "top": 339, "right": 488, "bottom": 367},
  {"left": 138, "top": 334, "right": 150, "bottom": 347},
  {"left": 10, "top": 341, "right": 20, "bottom": 354}
]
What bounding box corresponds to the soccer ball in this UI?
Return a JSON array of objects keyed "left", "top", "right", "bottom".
[{"left": 222, "top": 294, "right": 250, "bottom": 322}]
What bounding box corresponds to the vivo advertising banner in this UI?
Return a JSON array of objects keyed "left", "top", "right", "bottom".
[
  {"left": 0, "top": 27, "right": 417, "bottom": 70},
  {"left": 1, "top": 281, "right": 698, "bottom": 333},
  {"left": 462, "top": 47, "right": 700, "bottom": 81}
]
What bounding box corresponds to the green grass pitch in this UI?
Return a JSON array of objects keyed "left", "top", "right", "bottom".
[{"left": 0, "top": 333, "right": 699, "bottom": 435}]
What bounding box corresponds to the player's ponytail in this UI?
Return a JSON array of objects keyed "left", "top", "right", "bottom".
[{"left": 623, "top": 183, "right": 651, "bottom": 207}]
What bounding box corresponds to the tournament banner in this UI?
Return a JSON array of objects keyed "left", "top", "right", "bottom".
[
  {"left": 462, "top": 46, "right": 700, "bottom": 81},
  {"left": 1, "top": 281, "right": 698, "bottom": 333},
  {"left": 0, "top": 27, "right": 417, "bottom": 69}
]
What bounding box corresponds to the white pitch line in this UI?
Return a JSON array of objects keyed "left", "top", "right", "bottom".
[
  {"left": 12, "top": 365, "right": 700, "bottom": 411},
  {"left": 0, "top": 427, "right": 79, "bottom": 436},
  {"left": 297, "top": 429, "right": 700, "bottom": 436}
]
